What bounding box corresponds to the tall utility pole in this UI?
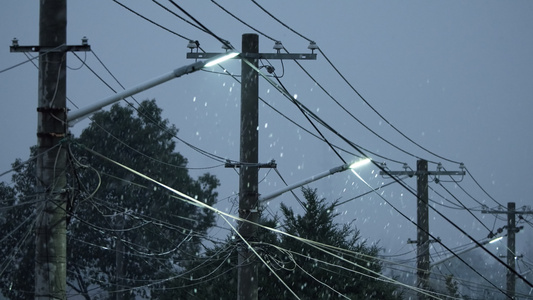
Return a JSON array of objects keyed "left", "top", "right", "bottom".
[
  {"left": 35, "top": 2, "right": 68, "bottom": 299},
  {"left": 10, "top": 2, "right": 89, "bottom": 298},
  {"left": 482, "top": 202, "right": 533, "bottom": 299},
  {"left": 381, "top": 159, "right": 465, "bottom": 300},
  {"left": 416, "top": 159, "right": 430, "bottom": 297},
  {"left": 238, "top": 33, "right": 260, "bottom": 300},
  {"left": 188, "top": 33, "right": 316, "bottom": 300}
]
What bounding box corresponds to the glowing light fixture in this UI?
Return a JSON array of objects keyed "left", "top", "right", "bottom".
[
  {"left": 349, "top": 158, "right": 372, "bottom": 170},
  {"left": 489, "top": 236, "right": 503, "bottom": 244},
  {"left": 259, "top": 158, "right": 373, "bottom": 203},
  {"left": 204, "top": 52, "right": 239, "bottom": 67}
]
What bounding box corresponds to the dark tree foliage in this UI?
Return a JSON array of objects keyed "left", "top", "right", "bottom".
[
  {"left": 0, "top": 100, "right": 219, "bottom": 299},
  {"left": 275, "top": 187, "right": 400, "bottom": 299},
  {"left": 159, "top": 187, "right": 401, "bottom": 299},
  {"left": 0, "top": 156, "right": 39, "bottom": 300}
]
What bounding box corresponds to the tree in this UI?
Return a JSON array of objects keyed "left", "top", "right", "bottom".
[
  {"left": 273, "top": 187, "right": 400, "bottom": 299},
  {"left": 0, "top": 100, "right": 220, "bottom": 299},
  {"left": 160, "top": 187, "right": 401, "bottom": 299},
  {"left": 0, "top": 158, "right": 39, "bottom": 300},
  {"left": 444, "top": 274, "right": 460, "bottom": 299}
]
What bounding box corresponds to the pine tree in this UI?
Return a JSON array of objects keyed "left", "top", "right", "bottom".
[{"left": 160, "top": 187, "right": 401, "bottom": 299}]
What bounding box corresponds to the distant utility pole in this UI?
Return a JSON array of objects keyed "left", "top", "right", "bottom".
[
  {"left": 380, "top": 159, "right": 465, "bottom": 300},
  {"left": 482, "top": 202, "right": 533, "bottom": 299},
  {"left": 10, "top": 1, "right": 89, "bottom": 299},
  {"left": 188, "top": 33, "right": 316, "bottom": 300}
]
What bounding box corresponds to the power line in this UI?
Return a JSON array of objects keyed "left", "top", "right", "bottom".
[
  {"left": 112, "top": 0, "right": 191, "bottom": 41},
  {"left": 250, "top": 0, "right": 312, "bottom": 43},
  {"left": 210, "top": 0, "right": 277, "bottom": 42},
  {"left": 79, "top": 142, "right": 442, "bottom": 297},
  {"left": 167, "top": 0, "right": 233, "bottom": 50},
  {"left": 207, "top": 1, "right": 408, "bottom": 165},
  {"left": 250, "top": 0, "right": 461, "bottom": 165},
  {"left": 437, "top": 182, "right": 492, "bottom": 234},
  {"left": 71, "top": 49, "right": 231, "bottom": 166},
  {"left": 248, "top": 60, "right": 527, "bottom": 296},
  {"left": 152, "top": 0, "right": 208, "bottom": 34},
  {"left": 275, "top": 76, "right": 347, "bottom": 164}
]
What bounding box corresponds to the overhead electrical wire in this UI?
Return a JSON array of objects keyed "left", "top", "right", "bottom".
[
  {"left": 275, "top": 76, "right": 347, "bottom": 164},
  {"left": 335, "top": 176, "right": 408, "bottom": 207},
  {"left": 81, "top": 2, "right": 520, "bottom": 298},
  {"left": 464, "top": 166, "right": 506, "bottom": 210},
  {"left": 155, "top": 0, "right": 408, "bottom": 170},
  {"left": 77, "top": 142, "right": 448, "bottom": 298},
  {"left": 245, "top": 59, "right": 527, "bottom": 296},
  {"left": 207, "top": 0, "right": 408, "bottom": 166},
  {"left": 71, "top": 50, "right": 229, "bottom": 166},
  {"left": 348, "top": 168, "right": 514, "bottom": 298},
  {"left": 273, "top": 167, "right": 307, "bottom": 211},
  {"left": 241, "top": 44, "right": 503, "bottom": 276},
  {"left": 110, "top": 2, "right": 526, "bottom": 292},
  {"left": 250, "top": 0, "right": 461, "bottom": 166},
  {"left": 210, "top": 0, "right": 277, "bottom": 42},
  {"left": 437, "top": 182, "right": 492, "bottom": 234},
  {"left": 244, "top": 0, "right": 507, "bottom": 232},
  {"left": 233, "top": 0, "right": 501, "bottom": 210},
  {"left": 112, "top": 0, "right": 191, "bottom": 41},
  {"left": 167, "top": 0, "right": 234, "bottom": 50},
  {"left": 285, "top": 50, "right": 433, "bottom": 164},
  {"left": 152, "top": 0, "right": 208, "bottom": 34},
  {"left": 204, "top": 3, "right": 504, "bottom": 265}
]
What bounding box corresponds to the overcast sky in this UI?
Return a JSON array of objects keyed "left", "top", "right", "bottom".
[{"left": 1, "top": 0, "right": 532, "bottom": 286}]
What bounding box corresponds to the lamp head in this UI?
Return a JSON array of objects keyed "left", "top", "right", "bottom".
[
  {"left": 204, "top": 52, "right": 239, "bottom": 67},
  {"left": 349, "top": 158, "right": 371, "bottom": 170}
]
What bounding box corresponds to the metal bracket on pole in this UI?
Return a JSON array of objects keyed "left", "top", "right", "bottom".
[
  {"left": 187, "top": 52, "right": 317, "bottom": 61},
  {"left": 225, "top": 159, "right": 277, "bottom": 169},
  {"left": 10, "top": 37, "right": 91, "bottom": 53}
]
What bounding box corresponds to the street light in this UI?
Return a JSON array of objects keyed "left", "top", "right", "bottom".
[
  {"left": 259, "top": 157, "right": 371, "bottom": 203},
  {"left": 204, "top": 51, "right": 239, "bottom": 67},
  {"left": 67, "top": 51, "right": 239, "bottom": 125},
  {"left": 430, "top": 236, "right": 503, "bottom": 268}
]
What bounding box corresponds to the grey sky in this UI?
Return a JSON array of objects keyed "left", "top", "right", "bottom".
[{"left": 1, "top": 0, "right": 532, "bottom": 288}]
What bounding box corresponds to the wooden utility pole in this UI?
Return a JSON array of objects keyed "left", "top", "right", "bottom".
[
  {"left": 10, "top": 2, "right": 89, "bottom": 298},
  {"left": 482, "top": 202, "right": 533, "bottom": 299},
  {"left": 35, "top": 2, "right": 68, "bottom": 299},
  {"left": 416, "top": 160, "right": 430, "bottom": 298},
  {"left": 507, "top": 202, "right": 517, "bottom": 299},
  {"left": 237, "top": 33, "right": 260, "bottom": 300},
  {"left": 188, "top": 34, "right": 316, "bottom": 300},
  {"left": 381, "top": 160, "right": 465, "bottom": 300}
]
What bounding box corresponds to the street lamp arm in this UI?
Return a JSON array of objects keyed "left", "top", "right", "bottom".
[
  {"left": 67, "top": 51, "right": 239, "bottom": 125},
  {"left": 67, "top": 61, "right": 205, "bottom": 125},
  {"left": 430, "top": 236, "right": 502, "bottom": 269},
  {"left": 258, "top": 164, "right": 349, "bottom": 203}
]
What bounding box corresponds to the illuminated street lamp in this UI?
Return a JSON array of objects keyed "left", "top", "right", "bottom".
[
  {"left": 430, "top": 236, "right": 503, "bottom": 268},
  {"left": 259, "top": 158, "right": 371, "bottom": 203}
]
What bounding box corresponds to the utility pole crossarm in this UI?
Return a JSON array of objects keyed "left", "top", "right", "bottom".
[
  {"left": 187, "top": 52, "right": 317, "bottom": 60},
  {"left": 10, "top": 44, "right": 91, "bottom": 53},
  {"left": 482, "top": 208, "right": 533, "bottom": 215},
  {"left": 379, "top": 170, "right": 465, "bottom": 176}
]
